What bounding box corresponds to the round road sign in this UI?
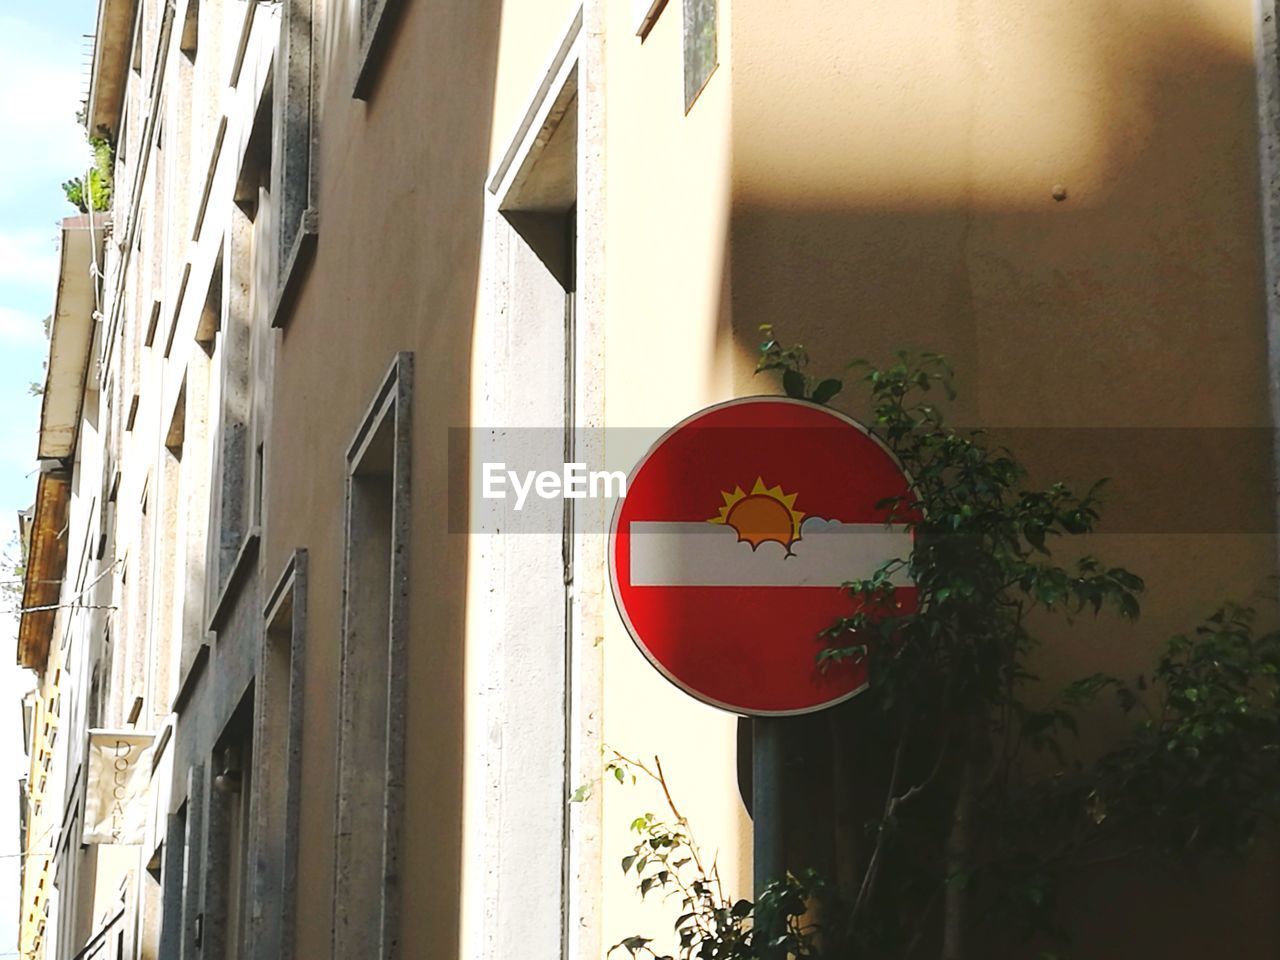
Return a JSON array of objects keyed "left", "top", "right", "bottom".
[{"left": 609, "top": 396, "right": 915, "bottom": 716}]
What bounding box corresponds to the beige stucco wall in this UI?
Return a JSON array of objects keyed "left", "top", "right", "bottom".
[
  {"left": 728, "top": 0, "right": 1278, "bottom": 953},
  {"left": 727, "top": 0, "right": 1277, "bottom": 727},
  {"left": 725, "top": 3, "right": 1277, "bottom": 632},
  {"left": 599, "top": 0, "right": 1279, "bottom": 953},
  {"left": 728, "top": 0, "right": 1270, "bottom": 426},
  {"left": 267, "top": 2, "right": 581, "bottom": 958},
  {"left": 598, "top": 0, "right": 754, "bottom": 953},
  {"left": 19, "top": 669, "right": 60, "bottom": 958},
  {"left": 269, "top": 0, "right": 1278, "bottom": 956}
]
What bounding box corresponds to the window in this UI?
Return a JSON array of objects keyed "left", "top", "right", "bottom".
[
  {"left": 97, "top": 440, "right": 116, "bottom": 561},
  {"left": 683, "top": 0, "right": 718, "bottom": 111},
  {"left": 87, "top": 666, "right": 103, "bottom": 730},
  {"left": 210, "top": 83, "right": 271, "bottom": 608},
  {"left": 253, "top": 441, "right": 264, "bottom": 528},
  {"left": 165, "top": 302, "right": 214, "bottom": 705},
  {"left": 258, "top": 549, "right": 308, "bottom": 959},
  {"left": 122, "top": 479, "right": 153, "bottom": 731},
  {"left": 156, "top": 806, "right": 185, "bottom": 958},
  {"left": 180, "top": 0, "right": 198, "bottom": 55},
  {"left": 207, "top": 703, "right": 253, "bottom": 960},
  {"left": 333, "top": 354, "right": 412, "bottom": 960},
  {"left": 172, "top": 0, "right": 198, "bottom": 243},
  {"left": 178, "top": 767, "right": 206, "bottom": 959},
  {"left": 156, "top": 380, "right": 184, "bottom": 704},
  {"left": 228, "top": 0, "right": 259, "bottom": 88},
  {"left": 271, "top": 0, "right": 320, "bottom": 326}
]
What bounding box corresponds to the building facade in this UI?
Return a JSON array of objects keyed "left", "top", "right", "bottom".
[{"left": 14, "top": 0, "right": 1280, "bottom": 958}]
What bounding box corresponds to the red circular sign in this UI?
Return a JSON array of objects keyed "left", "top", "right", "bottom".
[{"left": 609, "top": 397, "right": 915, "bottom": 716}]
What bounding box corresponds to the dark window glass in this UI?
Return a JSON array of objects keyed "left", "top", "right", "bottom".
[{"left": 684, "top": 0, "right": 718, "bottom": 111}]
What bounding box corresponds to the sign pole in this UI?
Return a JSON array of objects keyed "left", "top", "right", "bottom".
[
  {"left": 752, "top": 716, "right": 785, "bottom": 897},
  {"left": 753, "top": 716, "right": 787, "bottom": 960}
]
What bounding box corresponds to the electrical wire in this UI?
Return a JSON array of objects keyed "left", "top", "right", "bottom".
[{"left": 4, "top": 559, "right": 122, "bottom": 617}]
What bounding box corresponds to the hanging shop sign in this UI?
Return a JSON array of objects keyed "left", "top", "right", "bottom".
[{"left": 83, "top": 730, "right": 156, "bottom": 845}]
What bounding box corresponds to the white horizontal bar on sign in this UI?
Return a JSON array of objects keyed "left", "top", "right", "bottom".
[{"left": 628, "top": 521, "right": 913, "bottom": 587}]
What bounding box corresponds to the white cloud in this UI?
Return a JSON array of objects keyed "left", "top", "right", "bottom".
[
  {"left": 0, "top": 306, "right": 47, "bottom": 344},
  {"left": 0, "top": 14, "right": 79, "bottom": 947},
  {"left": 0, "top": 228, "right": 59, "bottom": 293},
  {"left": 0, "top": 16, "right": 88, "bottom": 197},
  {"left": 0, "top": 13, "right": 84, "bottom": 302}
]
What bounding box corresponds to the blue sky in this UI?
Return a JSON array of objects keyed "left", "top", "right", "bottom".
[
  {"left": 0, "top": 1, "right": 97, "bottom": 512},
  {"left": 0, "top": 0, "right": 98, "bottom": 953}
]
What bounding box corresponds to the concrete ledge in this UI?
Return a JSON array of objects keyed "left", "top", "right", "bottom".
[
  {"left": 208, "top": 528, "right": 262, "bottom": 634},
  {"left": 269, "top": 209, "right": 319, "bottom": 329},
  {"left": 86, "top": 0, "right": 140, "bottom": 136},
  {"left": 171, "top": 643, "right": 209, "bottom": 716},
  {"left": 352, "top": 0, "right": 409, "bottom": 101}
]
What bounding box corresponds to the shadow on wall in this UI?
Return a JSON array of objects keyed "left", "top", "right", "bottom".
[
  {"left": 717, "top": 1, "right": 1280, "bottom": 956},
  {"left": 722, "top": 0, "right": 1268, "bottom": 429},
  {"left": 267, "top": 2, "right": 505, "bottom": 960}
]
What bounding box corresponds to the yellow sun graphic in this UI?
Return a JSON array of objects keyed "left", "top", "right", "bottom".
[{"left": 708, "top": 478, "right": 805, "bottom": 552}]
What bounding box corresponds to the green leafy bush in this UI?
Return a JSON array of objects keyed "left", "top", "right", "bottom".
[
  {"left": 607, "top": 334, "right": 1280, "bottom": 959},
  {"left": 62, "top": 136, "right": 114, "bottom": 213}
]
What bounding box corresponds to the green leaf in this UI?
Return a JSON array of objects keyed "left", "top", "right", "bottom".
[
  {"left": 811, "top": 378, "right": 843, "bottom": 404},
  {"left": 603, "top": 345, "right": 1280, "bottom": 957},
  {"left": 620, "top": 935, "right": 651, "bottom": 955},
  {"left": 1119, "top": 592, "right": 1140, "bottom": 620},
  {"left": 783, "top": 368, "right": 807, "bottom": 399}
]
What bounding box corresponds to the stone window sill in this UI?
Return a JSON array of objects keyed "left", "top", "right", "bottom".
[
  {"left": 207, "top": 527, "right": 262, "bottom": 634},
  {"left": 353, "top": 0, "right": 408, "bottom": 100}
]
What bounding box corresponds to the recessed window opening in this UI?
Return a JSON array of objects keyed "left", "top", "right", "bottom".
[
  {"left": 261, "top": 551, "right": 306, "bottom": 959},
  {"left": 212, "top": 83, "right": 270, "bottom": 597},
  {"left": 156, "top": 803, "right": 186, "bottom": 957},
  {"left": 211, "top": 698, "right": 254, "bottom": 960},
  {"left": 337, "top": 418, "right": 394, "bottom": 954},
  {"left": 275, "top": 0, "right": 319, "bottom": 304},
  {"left": 180, "top": 0, "right": 199, "bottom": 60},
  {"left": 683, "top": 0, "right": 718, "bottom": 111},
  {"left": 195, "top": 252, "right": 223, "bottom": 353},
  {"left": 216, "top": 228, "right": 250, "bottom": 584},
  {"left": 253, "top": 441, "right": 264, "bottom": 528},
  {"left": 334, "top": 357, "right": 411, "bottom": 960}
]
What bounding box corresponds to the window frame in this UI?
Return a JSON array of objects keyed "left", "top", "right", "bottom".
[
  {"left": 270, "top": 0, "right": 321, "bottom": 327},
  {"left": 332, "top": 352, "right": 413, "bottom": 960},
  {"left": 254, "top": 549, "right": 308, "bottom": 960}
]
